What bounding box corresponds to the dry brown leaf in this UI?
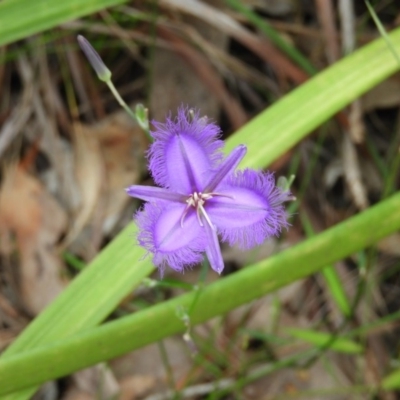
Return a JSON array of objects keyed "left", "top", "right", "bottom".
[
  {"left": 245, "top": 357, "right": 349, "bottom": 400},
  {"left": 175, "top": 21, "right": 278, "bottom": 94},
  {"left": 143, "top": 379, "right": 234, "bottom": 400},
  {"left": 150, "top": 42, "right": 222, "bottom": 123},
  {"left": 62, "top": 122, "right": 105, "bottom": 252},
  {"left": 111, "top": 338, "right": 191, "bottom": 395},
  {"left": 362, "top": 75, "right": 400, "bottom": 112},
  {"left": 29, "top": 88, "right": 79, "bottom": 210},
  {"left": 0, "top": 330, "right": 17, "bottom": 352},
  {"left": 0, "top": 290, "right": 25, "bottom": 347},
  {"left": 149, "top": 0, "right": 243, "bottom": 125},
  {"left": 0, "top": 292, "right": 19, "bottom": 320},
  {"left": 119, "top": 375, "right": 156, "bottom": 400},
  {"left": 150, "top": 4, "right": 249, "bottom": 129},
  {"left": 377, "top": 233, "right": 400, "bottom": 257},
  {"left": 61, "top": 388, "right": 94, "bottom": 400},
  {"left": 160, "top": 27, "right": 248, "bottom": 128},
  {"left": 159, "top": 0, "right": 308, "bottom": 84},
  {"left": 246, "top": 0, "right": 294, "bottom": 16},
  {"left": 95, "top": 111, "right": 146, "bottom": 234},
  {"left": 68, "top": 364, "right": 119, "bottom": 399},
  {"left": 0, "top": 166, "right": 67, "bottom": 315},
  {"left": 67, "top": 111, "right": 146, "bottom": 260},
  {"left": 315, "top": 0, "right": 340, "bottom": 64},
  {"left": 0, "top": 55, "right": 34, "bottom": 159},
  {"left": 32, "top": 381, "right": 58, "bottom": 400},
  {"left": 348, "top": 99, "right": 365, "bottom": 143},
  {"left": 364, "top": 337, "right": 394, "bottom": 400}
]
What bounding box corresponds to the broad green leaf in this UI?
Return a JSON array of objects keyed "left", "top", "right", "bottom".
[
  {"left": 0, "top": 191, "right": 399, "bottom": 394},
  {"left": 285, "top": 328, "right": 363, "bottom": 354},
  {"left": 0, "top": 0, "right": 128, "bottom": 47}
]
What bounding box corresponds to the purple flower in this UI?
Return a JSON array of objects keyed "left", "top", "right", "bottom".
[{"left": 126, "top": 107, "right": 291, "bottom": 274}]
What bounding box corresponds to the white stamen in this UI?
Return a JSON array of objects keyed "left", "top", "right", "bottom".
[
  {"left": 198, "top": 202, "right": 215, "bottom": 231},
  {"left": 180, "top": 191, "right": 234, "bottom": 228}
]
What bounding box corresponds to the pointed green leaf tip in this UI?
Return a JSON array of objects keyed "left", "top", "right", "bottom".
[{"left": 77, "top": 35, "right": 112, "bottom": 82}]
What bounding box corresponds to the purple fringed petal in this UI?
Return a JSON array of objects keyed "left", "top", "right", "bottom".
[
  {"left": 148, "top": 107, "right": 223, "bottom": 192},
  {"left": 136, "top": 202, "right": 207, "bottom": 272},
  {"left": 207, "top": 169, "right": 289, "bottom": 249}
]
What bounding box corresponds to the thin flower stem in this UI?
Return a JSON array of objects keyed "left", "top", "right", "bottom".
[
  {"left": 105, "top": 81, "right": 151, "bottom": 140},
  {"left": 77, "top": 35, "right": 152, "bottom": 141}
]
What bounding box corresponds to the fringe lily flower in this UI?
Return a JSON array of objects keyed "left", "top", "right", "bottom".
[{"left": 126, "top": 107, "right": 291, "bottom": 274}]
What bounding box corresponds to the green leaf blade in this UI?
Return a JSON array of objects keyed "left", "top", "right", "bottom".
[
  {"left": 286, "top": 328, "right": 363, "bottom": 354},
  {"left": 0, "top": 0, "right": 128, "bottom": 47}
]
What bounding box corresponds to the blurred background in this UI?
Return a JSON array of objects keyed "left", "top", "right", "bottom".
[{"left": 1, "top": 0, "right": 400, "bottom": 399}]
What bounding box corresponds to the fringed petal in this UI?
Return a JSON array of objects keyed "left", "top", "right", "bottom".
[
  {"left": 207, "top": 169, "right": 290, "bottom": 249},
  {"left": 136, "top": 202, "right": 207, "bottom": 272},
  {"left": 148, "top": 106, "right": 223, "bottom": 192}
]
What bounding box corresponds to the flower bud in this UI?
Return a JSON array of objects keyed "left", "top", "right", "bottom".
[{"left": 77, "top": 35, "right": 111, "bottom": 82}]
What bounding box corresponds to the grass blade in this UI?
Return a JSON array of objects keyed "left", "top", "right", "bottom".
[
  {"left": 0, "top": 0, "right": 128, "bottom": 47},
  {"left": 286, "top": 328, "right": 363, "bottom": 354}
]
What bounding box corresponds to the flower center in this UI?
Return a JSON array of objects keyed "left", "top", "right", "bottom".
[
  {"left": 180, "top": 192, "right": 212, "bottom": 228},
  {"left": 180, "top": 191, "right": 233, "bottom": 229}
]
